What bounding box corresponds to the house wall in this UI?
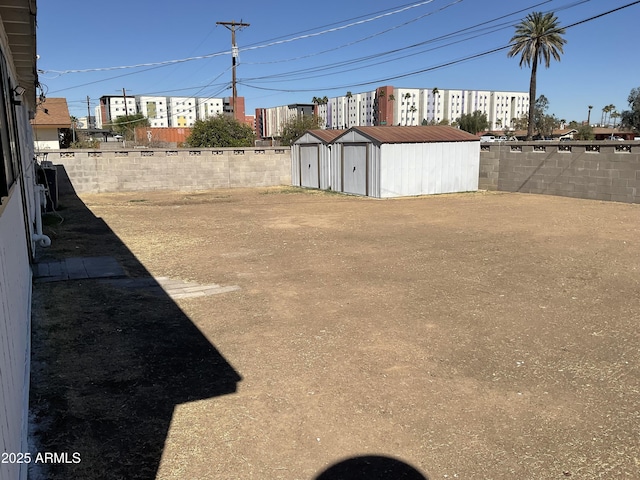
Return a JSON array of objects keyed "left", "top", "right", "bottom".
[
  {"left": 43, "top": 148, "right": 291, "bottom": 194},
  {"left": 33, "top": 127, "right": 59, "bottom": 150},
  {"left": 479, "top": 142, "right": 640, "bottom": 203},
  {"left": 0, "top": 187, "right": 32, "bottom": 480},
  {"left": 0, "top": 8, "right": 38, "bottom": 475}
]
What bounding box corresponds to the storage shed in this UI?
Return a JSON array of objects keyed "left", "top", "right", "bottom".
[
  {"left": 291, "top": 129, "right": 345, "bottom": 189},
  {"left": 331, "top": 126, "right": 480, "bottom": 198}
]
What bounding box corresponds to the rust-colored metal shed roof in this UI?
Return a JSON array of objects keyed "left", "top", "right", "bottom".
[
  {"left": 338, "top": 126, "right": 480, "bottom": 144},
  {"left": 294, "top": 129, "right": 346, "bottom": 144},
  {"left": 308, "top": 129, "right": 346, "bottom": 143}
]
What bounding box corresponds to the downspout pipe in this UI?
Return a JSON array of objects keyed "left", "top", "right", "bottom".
[{"left": 32, "top": 184, "right": 51, "bottom": 248}]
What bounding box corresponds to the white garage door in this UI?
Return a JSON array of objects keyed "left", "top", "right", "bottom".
[
  {"left": 342, "top": 144, "right": 367, "bottom": 195},
  {"left": 300, "top": 145, "right": 320, "bottom": 188}
]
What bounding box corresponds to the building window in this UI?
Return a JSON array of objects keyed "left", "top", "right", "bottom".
[{"left": 0, "top": 49, "right": 20, "bottom": 199}]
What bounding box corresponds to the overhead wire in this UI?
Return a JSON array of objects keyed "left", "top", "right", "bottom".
[
  {"left": 48, "top": 0, "right": 637, "bottom": 114},
  {"left": 238, "top": 0, "right": 639, "bottom": 94},
  {"left": 40, "top": 0, "right": 442, "bottom": 76},
  {"left": 237, "top": 0, "right": 589, "bottom": 84}
]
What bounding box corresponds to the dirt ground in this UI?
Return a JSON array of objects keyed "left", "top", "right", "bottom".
[{"left": 30, "top": 183, "right": 640, "bottom": 479}]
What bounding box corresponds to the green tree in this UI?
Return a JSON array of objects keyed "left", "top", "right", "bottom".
[
  {"left": 508, "top": 11, "right": 566, "bottom": 140},
  {"left": 620, "top": 87, "right": 640, "bottom": 132},
  {"left": 533, "top": 95, "right": 557, "bottom": 137},
  {"left": 610, "top": 111, "right": 620, "bottom": 128},
  {"left": 575, "top": 124, "right": 594, "bottom": 140},
  {"left": 512, "top": 114, "right": 529, "bottom": 131},
  {"left": 279, "top": 114, "right": 323, "bottom": 146},
  {"left": 186, "top": 114, "right": 255, "bottom": 148},
  {"left": 112, "top": 114, "right": 149, "bottom": 141},
  {"left": 457, "top": 110, "right": 489, "bottom": 135}
]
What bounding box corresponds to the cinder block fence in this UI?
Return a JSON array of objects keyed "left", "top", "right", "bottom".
[
  {"left": 479, "top": 141, "right": 640, "bottom": 203},
  {"left": 39, "top": 147, "right": 291, "bottom": 194},
  {"left": 40, "top": 142, "right": 640, "bottom": 204}
]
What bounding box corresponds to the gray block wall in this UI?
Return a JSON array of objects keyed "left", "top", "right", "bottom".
[
  {"left": 41, "top": 148, "right": 291, "bottom": 194},
  {"left": 479, "top": 142, "right": 640, "bottom": 203},
  {"left": 40, "top": 143, "right": 640, "bottom": 204}
]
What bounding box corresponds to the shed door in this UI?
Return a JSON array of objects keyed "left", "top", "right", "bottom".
[
  {"left": 300, "top": 145, "right": 320, "bottom": 188},
  {"left": 342, "top": 144, "right": 367, "bottom": 195}
]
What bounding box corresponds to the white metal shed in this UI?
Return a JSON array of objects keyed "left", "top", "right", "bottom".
[
  {"left": 331, "top": 126, "right": 480, "bottom": 198},
  {"left": 291, "top": 130, "right": 345, "bottom": 190}
]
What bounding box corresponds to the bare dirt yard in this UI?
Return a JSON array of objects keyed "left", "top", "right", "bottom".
[{"left": 30, "top": 182, "right": 639, "bottom": 479}]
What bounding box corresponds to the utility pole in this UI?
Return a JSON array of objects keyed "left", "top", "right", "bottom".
[
  {"left": 122, "top": 88, "right": 129, "bottom": 116},
  {"left": 86, "top": 96, "right": 91, "bottom": 129},
  {"left": 217, "top": 20, "right": 250, "bottom": 120}
]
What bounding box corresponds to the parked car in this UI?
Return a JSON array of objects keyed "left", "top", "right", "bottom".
[
  {"left": 559, "top": 137, "right": 572, "bottom": 142},
  {"left": 480, "top": 135, "right": 495, "bottom": 143},
  {"left": 604, "top": 136, "right": 624, "bottom": 141}
]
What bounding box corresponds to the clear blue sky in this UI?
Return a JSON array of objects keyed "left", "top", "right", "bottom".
[{"left": 37, "top": 0, "right": 639, "bottom": 124}]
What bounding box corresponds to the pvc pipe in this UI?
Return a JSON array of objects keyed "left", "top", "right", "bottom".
[{"left": 32, "top": 184, "right": 51, "bottom": 247}]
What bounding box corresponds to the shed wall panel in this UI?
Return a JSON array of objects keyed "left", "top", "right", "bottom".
[
  {"left": 379, "top": 142, "right": 479, "bottom": 197},
  {"left": 319, "top": 145, "right": 332, "bottom": 190},
  {"left": 291, "top": 145, "right": 301, "bottom": 186}
]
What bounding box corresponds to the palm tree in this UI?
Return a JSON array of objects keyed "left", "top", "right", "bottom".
[
  {"left": 607, "top": 104, "right": 616, "bottom": 126},
  {"left": 432, "top": 87, "right": 440, "bottom": 122},
  {"left": 611, "top": 111, "right": 620, "bottom": 128},
  {"left": 508, "top": 11, "right": 566, "bottom": 140},
  {"left": 601, "top": 105, "right": 609, "bottom": 126}
]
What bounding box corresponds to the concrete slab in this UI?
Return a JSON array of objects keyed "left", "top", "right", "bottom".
[{"left": 34, "top": 256, "right": 126, "bottom": 283}]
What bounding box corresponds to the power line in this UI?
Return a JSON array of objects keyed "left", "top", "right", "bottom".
[
  {"left": 238, "top": 0, "right": 640, "bottom": 94},
  {"left": 40, "top": 0, "right": 442, "bottom": 76}
]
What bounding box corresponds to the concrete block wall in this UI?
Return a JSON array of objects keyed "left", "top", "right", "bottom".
[
  {"left": 41, "top": 147, "right": 291, "bottom": 194},
  {"left": 479, "top": 142, "right": 640, "bottom": 203},
  {"left": 478, "top": 145, "right": 500, "bottom": 190}
]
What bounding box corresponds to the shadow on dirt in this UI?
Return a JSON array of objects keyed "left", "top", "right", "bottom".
[
  {"left": 316, "top": 455, "right": 428, "bottom": 480},
  {"left": 29, "top": 166, "right": 242, "bottom": 480}
]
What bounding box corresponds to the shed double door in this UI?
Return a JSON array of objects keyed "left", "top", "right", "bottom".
[
  {"left": 299, "top": 145, "right": 320, "bottom": 188},
  {"left": 341, "top": 144, "right": 368, "bottom": 195}
]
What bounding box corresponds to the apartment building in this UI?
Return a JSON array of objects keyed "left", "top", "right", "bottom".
[
  {"left": 96, "top": 95, "right": 245, "bottom": 129},
  {"left": 97, "top": 95, "right": 137, "bottom": 128},
  {"left": 137, "top": 96, "right": 169, "bottom": 127},
  {"left": 490, "top": 91, "right": 529, "bottom": 130},
  {"left": 255, "top": 103, "right": 314, "bottom": 139},
  {"left": 256, "top": 86, "right": 529, "bottom": 139}
]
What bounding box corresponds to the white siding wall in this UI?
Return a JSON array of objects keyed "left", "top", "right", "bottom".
[
  {"left": 33, "top": 127, "right": 59, "bottom": 150},
  {"left": 379, "top": 142, "right": 480, "bottom": 198},
  {"left": 0, "top": 188, "right": 32, "bottom": 480}
]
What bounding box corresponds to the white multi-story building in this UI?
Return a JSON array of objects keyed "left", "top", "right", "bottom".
[
  {"left": 97, "top": 95, "right": 137, "bottom": 128},
  {"left": 394, "top": 88, "right": 421, "bottom": 126},
  {"left": 96, "top": 95, "right": 238, "bottom": 129},
  {"left": 168, "top": 97, "right": 197, "bottom": 127},
  {"left": 198, "top": 98, "right": 225, "bottom": 121},
  {"left": 137, "top": 96, "right": 169, "bottom": 127},
  {"left": 256, "top": 86, "right": 529, "bottom": 139},
  {"left": 490, "top": 91, "right": 530, "bottom": 131}
]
